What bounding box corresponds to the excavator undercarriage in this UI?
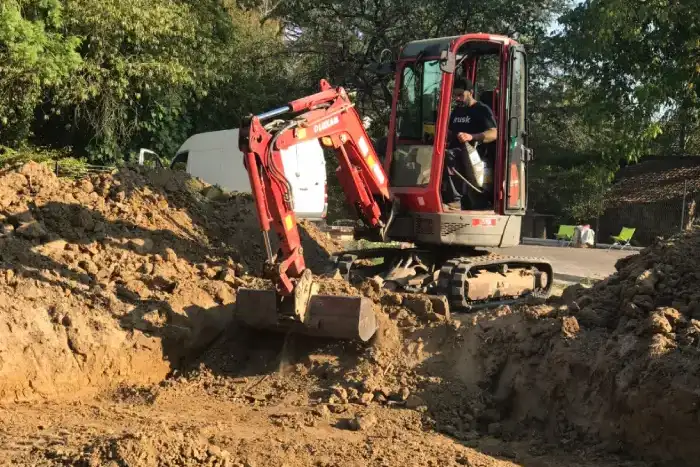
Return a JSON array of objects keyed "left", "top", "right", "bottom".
[{"left": 334, "top": 247, "right": 553, "bottom": 310}]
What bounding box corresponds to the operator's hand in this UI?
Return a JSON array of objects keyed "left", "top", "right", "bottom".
[{"left": 457, "top": 132, "right": 473, "bottom": 143}]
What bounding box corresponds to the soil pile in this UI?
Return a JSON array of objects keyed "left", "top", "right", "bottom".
[
  {"left": 0, "top": 162, "right": 337, "bottom": 402},
  {"left": 49, "top": 429, "right": 234, "bottom": 467},
  {"left": 174, "top": 286, "right": 450, "bottom": 409},
  {"left": 433, "top": 229, "right": 700, "bottom": 465}
]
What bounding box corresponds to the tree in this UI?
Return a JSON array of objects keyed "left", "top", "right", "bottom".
[
  {"left": 527, "top": 64, "right": 618, "bottom": 222},
  {"left": 3, "top": 0, "right": 300, "bottom": 163},
  {"left": 250, "top": 0, "right": 568, "bottom": 134},
  {"left": 552, "top": 0, "right": 700, "bottom": 162},
  {"left": 46, "top": 0, "right": 220, "bottom": 162},
  {"left": 0, "top": 0, "right": 81, "bottom": 145}
]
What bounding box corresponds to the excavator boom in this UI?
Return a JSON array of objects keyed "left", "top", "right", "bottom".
[{"left": 235, "top": 80, "right": 391, "bottom": 341}]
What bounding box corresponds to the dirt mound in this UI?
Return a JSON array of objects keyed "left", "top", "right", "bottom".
[
  {"left": 4, "top": 160, "right": 699, "bottom": 466},
  {"left": 299, "top": 218, "right": 344, "bottom": 254},
  {"left": 421, "top": 229, "right": 700, "bottom": 465},
  {"left": 162, "top": 281, "right": 448, "bottom": 404},
  {"left": 11, "top": 392, "right": 537, "bottom": 467},
  {"left": 0, "top": 162, "right": 339, "bottom": 402}
]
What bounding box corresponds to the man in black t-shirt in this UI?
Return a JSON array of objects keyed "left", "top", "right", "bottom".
[
  {"left": 448, "top": 78, "right": 497, "bottom": 148},
  {"left": 442, "top": 78, "right": 498, "bottom": 210}
]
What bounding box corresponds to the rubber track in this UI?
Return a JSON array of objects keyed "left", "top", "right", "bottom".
[
  {"left": 436, "top": 254, "right": 554, "bottom": 310},
  {"left": 333, "top": 249, "right": 554, "bottom": 311}
]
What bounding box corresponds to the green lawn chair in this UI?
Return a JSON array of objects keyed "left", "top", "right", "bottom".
[
  {"left": 609, "top": 227, "right": 636, "bottom": 250},
  {"left": 555, "top": 225, "right": 575, "bottom": 246}
]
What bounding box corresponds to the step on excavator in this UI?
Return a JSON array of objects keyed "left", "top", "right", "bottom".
[{"left": 236, "top": 34, "right": 553, "bottom": 342}]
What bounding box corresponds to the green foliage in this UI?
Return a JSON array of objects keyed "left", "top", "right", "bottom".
[
  {"left": 0, "top": 144, "right": 75, "bottom": 168},
  {"left": 529, "top": 162, "right": 614, "bottom": 223},
  {"left": 525, "top": 0, "right": 700, "bottom": 221},
  {"left": 1, "top": 0, "right": 296, "bottom": 164},
  {"left": 0, "top": 0, "right": 81, "bottom": 143},
  {"left": 54, "top": 0, "right": 225, "bottom": 162},
  {"left": 551, "top": 0, "right": 700, "bottom": 161}
]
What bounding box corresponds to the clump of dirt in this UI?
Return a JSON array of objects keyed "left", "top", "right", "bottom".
[
  {"left": 47, "top": 429, "right": 234, "bottom": 466},
  {"left": 0, "top": 162, "right": 340, "bottom": 402},
  {"left": 299, "top": 218, "right": 345, "bottom": 253}
]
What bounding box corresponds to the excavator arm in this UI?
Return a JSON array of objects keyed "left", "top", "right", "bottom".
[
  {"left": 239, "top": 79, "right": 391, "bottom": 295},
  {"left": 235, "top": 80, "right": 391, "bottom": 341}
]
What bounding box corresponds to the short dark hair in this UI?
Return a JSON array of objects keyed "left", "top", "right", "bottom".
[{"left": 453, "top": 78, "right": 474, "bottom": 92}]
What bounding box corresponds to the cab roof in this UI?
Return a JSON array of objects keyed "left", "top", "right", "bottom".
[{"left": 399, "top": 34, "right": 514, "bottom": 60}]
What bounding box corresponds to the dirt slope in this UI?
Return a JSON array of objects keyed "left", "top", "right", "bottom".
[{"left": 438, "top": 230, "right": 700, "bottom": 465}]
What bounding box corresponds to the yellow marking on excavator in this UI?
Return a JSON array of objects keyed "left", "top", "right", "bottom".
[
  {"left": 285, "top": 215, "right": 294, "bottom": 231},
  {"left": 296, "top": 128, "right": 307, "bottom": 139},
  {"left": 366, "top": 155, "right": 376, "bottom": 168}
]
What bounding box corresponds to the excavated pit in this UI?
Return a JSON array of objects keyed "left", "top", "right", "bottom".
[{"left": 0, "top": 162, "right": 698, "bottom": 466}]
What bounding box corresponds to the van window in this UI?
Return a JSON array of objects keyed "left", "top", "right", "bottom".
[{"left": 170, "top": 151, "right": 189, "bottom": 171}]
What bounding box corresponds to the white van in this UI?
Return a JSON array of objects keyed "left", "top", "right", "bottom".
[{"left": 170, "top": 129, "right": 328, "bottom": 221}]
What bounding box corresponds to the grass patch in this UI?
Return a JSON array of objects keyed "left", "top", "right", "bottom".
[{"left": 345, "top": 239, "right": 403, "bottom": 250}]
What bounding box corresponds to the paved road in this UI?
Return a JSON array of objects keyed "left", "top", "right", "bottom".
[{"left": 489, "top": 245, "right": 638, "bottom": 283}]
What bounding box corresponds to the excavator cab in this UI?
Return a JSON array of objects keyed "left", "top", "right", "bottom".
[{"left": 382, "top": 35, "right": 531, "bottom": 248}]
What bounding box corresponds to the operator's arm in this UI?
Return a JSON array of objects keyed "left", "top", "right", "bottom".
[
  {"left": 457, "top": 105, "right": 498, "bottom": 144},
  {"left": 471, "top": 127, "right": 497, "bottom": 144}
]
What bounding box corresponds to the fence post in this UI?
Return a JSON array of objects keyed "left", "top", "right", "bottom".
[
  {"left": 595, "top": 192, "right": 604, "bottom": 247},
  {"left": 681, "top": 180, "right": 688, "bottom": 232}
]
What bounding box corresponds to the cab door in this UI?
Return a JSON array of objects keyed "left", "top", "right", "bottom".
[{"left": 504, "top": 46, "right": 530, "bottom": 214}]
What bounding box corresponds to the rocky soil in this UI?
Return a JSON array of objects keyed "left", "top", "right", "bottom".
[{"left": 0, "top": 162, "right": 697, "bottom": 466}]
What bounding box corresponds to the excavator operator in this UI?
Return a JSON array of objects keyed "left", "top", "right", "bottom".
[{"left": 442, "top": 78, "right": 497, "bottom": 210}]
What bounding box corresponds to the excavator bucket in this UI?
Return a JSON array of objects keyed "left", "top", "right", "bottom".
[{"left": 234, "top": 271, "right": 378, "bottom": 341}]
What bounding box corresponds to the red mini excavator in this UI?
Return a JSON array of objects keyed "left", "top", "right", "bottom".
[{"left": 236, "top": 34, "right": 553, "bottom": 342}]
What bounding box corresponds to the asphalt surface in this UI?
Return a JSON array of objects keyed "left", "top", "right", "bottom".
[{"left": 490, "top": 244, "right": 638, "bottom": 283}]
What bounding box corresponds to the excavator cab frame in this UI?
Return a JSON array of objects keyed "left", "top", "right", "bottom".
[{"left": 381, "top": 34, "right": 532, "bottom": 248}]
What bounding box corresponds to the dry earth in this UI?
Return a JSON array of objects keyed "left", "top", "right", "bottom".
[{"left": 0, "top": 162, "right": 697, "bottom": 466}]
